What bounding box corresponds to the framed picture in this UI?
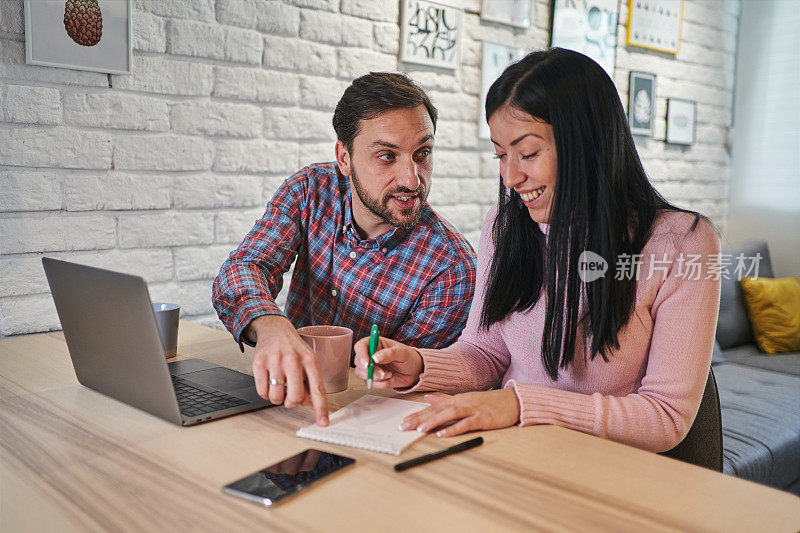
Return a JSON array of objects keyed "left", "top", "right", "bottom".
[
  {"left": 24, "top": 0, "right": 132, "bottom": 75},
  {"left": 628, "top": 71, "right": 656, "bottom": 137},
  {"left": 400, "top": 0, "right": 462, "bottom": 69},
  {"left": 550, "top": 0, "right": 618, "bottom": 78},
  {"left": 666, "top": 98, "right": 696, "bottom": 145},
  {"left": 481, "top": 0, "right": 532, "bottom": 29},
  {"left": 479, "top": 41, "right": 525, "bottom": 139},
  {"left": 626, "top": 0, "right": 684, "bottom": 54}
]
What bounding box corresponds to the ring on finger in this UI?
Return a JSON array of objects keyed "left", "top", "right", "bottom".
[{"left": 269, "top": 377, "right": 285, "bottom": 387}]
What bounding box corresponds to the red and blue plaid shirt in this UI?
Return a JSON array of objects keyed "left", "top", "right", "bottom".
[{"left": 212, "top": 162, "right": 476, "bottom": 352}]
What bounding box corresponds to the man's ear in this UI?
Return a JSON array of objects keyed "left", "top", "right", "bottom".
[{"left": 335, "top": 140, "right": 351, "bottom": 177}]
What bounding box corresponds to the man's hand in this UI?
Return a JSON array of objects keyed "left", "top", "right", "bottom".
[{"left": 246, "top": 315, "right": 329, "bottom": 426}]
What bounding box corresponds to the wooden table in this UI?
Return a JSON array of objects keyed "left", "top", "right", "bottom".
[{"left": 2, "top": 321, "right": 799, "bottom": 532}]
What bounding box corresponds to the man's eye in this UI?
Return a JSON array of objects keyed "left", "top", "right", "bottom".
[
  {"left": 378, "top": 153, "right": 395, "bottom": 161},
  {"left": 522, "top": 152, "right": 539, "bottom": 160},
  {"left": 417, "top": 149, "right": 431, "bottom": 159},
  {"left": 493, "top": 153, "right": 506, "bottom": 160}
]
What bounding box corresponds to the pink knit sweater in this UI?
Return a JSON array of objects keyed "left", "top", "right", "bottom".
[{"left": 409, "top": 206, "right": 721, "bottom": 453}]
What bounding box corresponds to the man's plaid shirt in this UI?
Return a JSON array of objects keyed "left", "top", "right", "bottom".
[{"left": 212, "top": 162, "right": 477, "bottom": 351}]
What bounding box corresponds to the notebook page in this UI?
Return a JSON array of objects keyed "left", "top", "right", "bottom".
[{"left": 296, "top": 395, "right": 428, "bottom": 455}]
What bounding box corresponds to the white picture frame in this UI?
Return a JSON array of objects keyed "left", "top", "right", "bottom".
[
  {"left": 479, "top": 41, "right": 526, "bottom": 139},
  {"left": 400, "top": 0, "right": 462, "bottom": 70},
  {"left": 666, "top": 98, "right": 696, "bottom": 145},
  {"left": 481, "top": 0, "right": 532, "bottom": 29},
  {"left": 550, "top": 0, "right": 618, "bottom": 78},
  {"left": 628, "top": 71, "right": 656, "bottom": 137},
  {"left": 24, "top": 0, "right": 132, "bottom": 75}
]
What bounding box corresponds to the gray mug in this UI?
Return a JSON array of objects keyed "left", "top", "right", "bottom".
[{"left": 152, "top": 302, "right": 180, "bottom": 358}]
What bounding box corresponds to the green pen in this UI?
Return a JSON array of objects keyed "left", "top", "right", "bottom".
[{"left": 367, "top": 324, "right": 379, "bottom": 389}]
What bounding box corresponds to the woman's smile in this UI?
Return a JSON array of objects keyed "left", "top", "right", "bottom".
[{"left": 519, "top": 185, "right": 546, "bottom": 204}]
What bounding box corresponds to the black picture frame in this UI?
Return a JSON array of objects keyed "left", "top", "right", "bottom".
[{"left": 628, "top": 71, "right": 656, "bottom": 137}]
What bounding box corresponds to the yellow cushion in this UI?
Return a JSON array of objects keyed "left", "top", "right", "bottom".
[{"left": 740, "top": 276, "right": 800, "bottom": 354}]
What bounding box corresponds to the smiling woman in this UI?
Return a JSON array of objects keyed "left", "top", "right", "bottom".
[
  {"left": 488, "top": 105, "right": 557, "bottom": 224},
  {"left": 352, "top": 48, "right": 722, "bottom": 455}
]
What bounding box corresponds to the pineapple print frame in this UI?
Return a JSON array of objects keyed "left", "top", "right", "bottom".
[{"left": 24, "top": 0, "right": 132, "bottom": 75}]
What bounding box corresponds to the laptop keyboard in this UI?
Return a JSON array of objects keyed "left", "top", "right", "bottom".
[{"left": 172, "top": 375, "right": 248, "bottom": 417}]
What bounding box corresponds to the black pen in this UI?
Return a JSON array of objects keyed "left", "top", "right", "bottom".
[{"left": 394, "top": 437, "right": 484, "bottom": 472}]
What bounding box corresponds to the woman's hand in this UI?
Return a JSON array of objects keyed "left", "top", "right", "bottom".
[
  {"left": 399, "top": 389, "right": 521, "bottom": 437},
  {"left": 353, "top": 336, "right": 423, "bottom": 389}
]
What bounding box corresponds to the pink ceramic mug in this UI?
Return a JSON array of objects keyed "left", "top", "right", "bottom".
[{"left": 296, "top": 325, "right": 352, "bottom": 393}]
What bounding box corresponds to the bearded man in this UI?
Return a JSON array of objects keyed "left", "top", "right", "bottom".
[{"left": 212, "top": 72, "right": 476, "bottom": 426}]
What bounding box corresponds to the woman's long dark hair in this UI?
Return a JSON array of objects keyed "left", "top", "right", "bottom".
[{"left": 480, "top": 48, "right": 702, "bottom": 381}]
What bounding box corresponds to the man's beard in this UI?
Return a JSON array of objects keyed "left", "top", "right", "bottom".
[{"left": 350, "top": 166, "right": 427, "bottom": 229}]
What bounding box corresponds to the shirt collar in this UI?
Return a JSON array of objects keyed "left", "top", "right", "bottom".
[
  {"left": 338, "top": 166, "right": 358, "bottom": 239},
  {"left": 338, "top": 168, "right": 413, "bottom": 254}
]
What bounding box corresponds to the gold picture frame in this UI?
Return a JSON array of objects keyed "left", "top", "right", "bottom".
[{"left": 626, "top": 0, "right": 684, "bottom": 54}]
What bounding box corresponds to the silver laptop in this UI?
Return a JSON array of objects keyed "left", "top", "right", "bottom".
[{"left": 42, "top": 257, "right": 271, "bottom": 426}]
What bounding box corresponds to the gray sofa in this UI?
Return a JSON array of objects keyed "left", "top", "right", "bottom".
[{"left": 711, "top": 240, "right": 800, "bottom": 495}]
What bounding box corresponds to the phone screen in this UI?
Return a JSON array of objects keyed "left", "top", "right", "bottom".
[{"left": 222, "top": 449, "right": 355, "bottom": 506}]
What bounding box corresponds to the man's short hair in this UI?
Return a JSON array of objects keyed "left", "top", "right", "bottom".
[{"left": 332, "top": 72, "right": 438, "bottom": 154}]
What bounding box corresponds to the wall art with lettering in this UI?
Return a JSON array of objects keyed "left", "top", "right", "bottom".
[
  {"left": 550, "top": 0, "right": 618, "bottom": 78},
  {"left": 626, "top": 0, "right": 683, "bottom": 54},
  {"left": 480, "top": 41, "right": 526, "bottom": 139},
  {"left": 400, "top": 0, "right": 463, "bottom": 69}
]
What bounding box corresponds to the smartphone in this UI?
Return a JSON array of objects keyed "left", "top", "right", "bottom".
[{"left": 222, "top": 449, "right": 355, "bottom": 506}]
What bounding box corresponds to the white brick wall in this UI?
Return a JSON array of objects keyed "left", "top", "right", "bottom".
[
  {"left": 615, "top": 0, "right": 738, "bottom": 223},
  {"left": 0, "top": 0, "right": 739, "bottom": 336},
  {"left": 63, "top": 93, "right": 170, "bottom": 131},
  {"left": 1, "top": 84, "right": 60, "bottom": 124},
  {"left": 64, "top": 173, "right": 171, "bottom": 211},
  {"left": 119, "top": 212, "right": 214, "bottom": 248}
]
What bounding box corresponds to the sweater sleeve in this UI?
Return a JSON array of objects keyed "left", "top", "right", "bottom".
[
  {"left": 404, "top": 204, "right": 512, "bottom": 394},
  {"left": 508, "top": 217, "right": 721, "bottom": 453}
]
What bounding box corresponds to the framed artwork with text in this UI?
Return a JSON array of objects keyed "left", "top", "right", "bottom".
[
  {"left": 550, "top": 0, "right": 618, "bottom": 78},
  {"left": 626, "top": 0, "right": 684, "bottom": 54},
  {"left": 400, "top": 0, "right": 463, "bottom": 69},
  {"left": 479, "top": 41, "right": 526, "bottom": 139}
]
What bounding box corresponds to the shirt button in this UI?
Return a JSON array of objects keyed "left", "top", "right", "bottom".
[
  {"left": 331, "top": 289, "right": 337, "bottom": 297},
  {"left": 382, "top": 247, "right": 387, "bottom": 253},
  {"left": 349, "top": 251, "right": 357, "bottom": 259}
]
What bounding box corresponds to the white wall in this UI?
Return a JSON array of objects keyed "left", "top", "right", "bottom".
[
  {"left": 726, "top": 0, "right": 800, "bottom": 277},
  {"left": 616, "top": 0, "right": 740, "bottom": 229},
  {"left": 0, "top": 0, "right": 740, "bottom": 336}
]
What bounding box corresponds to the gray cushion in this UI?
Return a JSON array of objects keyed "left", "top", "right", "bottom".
[
  {"left": 715, "top": 363, "right": 800, "bottom": 489},
  {"left": 711, "top": 340, "right": 727, "bottom": 365},
  {"left": 716, "top": 241, "right": 773, "bottom": 349},
  {"left": 717, "top": 343, "right": 800, "bottom": 376},
  {"left": 785, "top": 477, "right": 800, "bottom": 496}
]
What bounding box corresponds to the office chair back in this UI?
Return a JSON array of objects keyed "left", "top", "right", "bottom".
[{"left": 660, "top": 368, "right": 723, "bottom": 472}]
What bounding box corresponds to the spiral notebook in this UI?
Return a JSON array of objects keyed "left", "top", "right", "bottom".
[{"left": 296, "top": 395, "right": 429, "bottom": 455}]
